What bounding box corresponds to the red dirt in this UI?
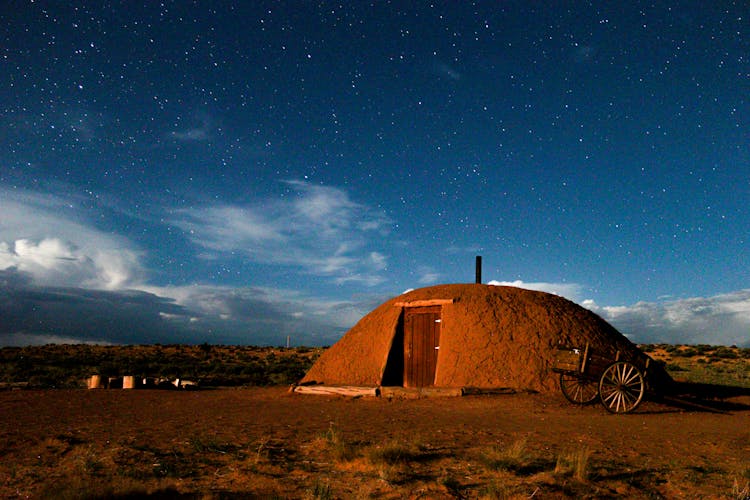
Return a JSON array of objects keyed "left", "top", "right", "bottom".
[{"left": 1, "top": 387, "right": 748, "bottom": 498}]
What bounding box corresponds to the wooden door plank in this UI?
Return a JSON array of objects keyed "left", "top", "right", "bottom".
[{"left": 403, "top": 307, "right": 442, "bottom": 387}]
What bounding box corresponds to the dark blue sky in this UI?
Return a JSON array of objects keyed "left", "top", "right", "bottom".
[{"left": 1, "top": 1, "right": 748, "bottom": 346}]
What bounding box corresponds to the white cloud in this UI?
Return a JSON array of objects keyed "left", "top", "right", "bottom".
[
  {"left": 168, "top": 111, "right": 212, "bottom": 142},
  {"left": 140, "top": 283, "right": 375, "bottom": 343},
  {"left": 445, "top": 245, "right": 482, "bottom": 255},
  {"left": 1, "top": 238, "right": 75, "bottom": 269},
  {"left": 488, "top": 280, "right": 750, "bottom": 346},
  {"left": 0, "top": 189, "right": 143, "bottom": 289},
  {"left": 369, "top": 252, "right": 387, "bottom": 271},
  {"left": 172, "top": 180, "right": 391, "bottom": 284},
  {"left": 175, "top": 205, "right": 284, "bottom": 250},
  {"left": 488, "top": 279, "right": 584, "bottom": 301},
  {"left": 0, "top": 185, "right": 388, "bottom": 346},
  {"left": 1, "top": 332, "right": 114, "bottom": 347},
  {"left": 435, "top": 61, "right": 461, "bottom": 81},
  {"left": 418, "top": 270, "right": 441, "bottom": 285},
  {"left": 170, "top": 127, "right": 209, "bottom": 141},
  {"left": 584, "top": 291, "right": 750, "bottom": 347}
]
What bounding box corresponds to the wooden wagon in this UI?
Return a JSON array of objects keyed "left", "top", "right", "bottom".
[{"left": 552, "top": 343, "right": 654, "bottom": 414}]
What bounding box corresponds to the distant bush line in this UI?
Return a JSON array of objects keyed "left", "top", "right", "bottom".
[
  {"left": 0, "top": 344, "right": 324, "bottom": 389},
  {"left": 641, "top": 343, "right": 750, "bottom": 359},
  {"left": 3, "top": 343, "right": 748, "bottom": 390},
  {"left": 639, "top": 343, "right": 750, "bottom": 388}
]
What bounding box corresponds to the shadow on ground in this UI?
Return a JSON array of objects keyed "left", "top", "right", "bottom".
[{"left": 655, "top": 381, "right": 750, "bottom": 413}]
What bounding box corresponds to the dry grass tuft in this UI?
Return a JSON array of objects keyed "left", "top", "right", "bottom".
[
  {"left": 733, "top": 478, "right": 750, "bottom": 500},
  {"left": 366, "top": 438, "right": 423, "bottom": 465},
  {"left": 478, "top": 438, "right": 532, "bottom": 472},
  {"left": 361, "top": 438, "right": 425, "bottom": 485},
  {"left": 305, "top": 479, "right": 333, "bottom": 500},
  {"left": 554, "top": 445, "right": 591, "bottom": 481},
  {"left": 478, "top": 479, "right": 531, "bottom": 500},
  {"left": 437, "top": 470, "right": 463, "bottom": 495},
  {"left": 319, "top": 424, "right": 358, "bottom": 462}
]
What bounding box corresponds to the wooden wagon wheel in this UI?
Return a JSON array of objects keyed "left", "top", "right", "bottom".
[
  {"left": 598, "top": 361, "right": 645, "bottom": 414},
  {"left": 559, "top": 373, "right": 598, "bottom": 405}
]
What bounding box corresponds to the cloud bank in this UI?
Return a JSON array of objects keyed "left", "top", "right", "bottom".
[
  {"left": 585, "top": 291, "right": 750, "bottom": 347},
  {"left": 0, "top": 184, "right": 385, "bottom": 346},
  {"left": 0, "top": 190, "right": 142, "bottom": 289},
  {"left": 0, "top": 267, "right": 366, "bottom": 347},
  {"left": 1, "top": 186, "right": 748, "bottom": 347},
  {"left": 490, "top": 280, "right": 750, "bottom": 347}
]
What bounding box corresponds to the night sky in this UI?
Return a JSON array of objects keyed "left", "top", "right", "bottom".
[{"left": 1, "top": 2, "right": 748, "bottom": 346}]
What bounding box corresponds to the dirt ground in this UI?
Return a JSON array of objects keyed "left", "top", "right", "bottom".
[{"left": 1, "top": 387, "right": 749, "bottom": 499}]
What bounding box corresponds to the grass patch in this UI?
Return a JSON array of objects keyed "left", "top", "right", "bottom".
[
  {"left": 77, "top": 448, "right": 105, "bottom": 475},
  {"left": 366, "top": 438, "right": 423, "bottom": 465},
  {"left": 438, "top": 471, "right": 463, "bottom": 496},
  {"left": 253, "top": 435, "right": 272, "bottom": 463},
  {"left": 554, "top": 445, "right": 592, "bottom": 481},
  {"left": 187, "top": 434, "right": 235, "bottom": 454},
  {"left": 478, "top": 438, "right": 538, "bottom": 474},
  {"left": 733, "top": 478, "right": 750, "bottom": 500},
  {"left": 317, "top": 424, "right": 358, "bottom": 462},
  {"left": 306, "top": 480, "right": 333, "bottom": 500},
  {"left": 360, "top": 437, "right": 428, "bottom": 486},
  {"left": 478, "top": 480, "right": 513, "bottom": 499}
]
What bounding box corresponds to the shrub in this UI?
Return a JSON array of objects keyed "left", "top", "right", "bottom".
[
  {"left": 694, "top": 344, "right": 713, "bottom": 355},
  {"left": 676, "top": 347, "right": 698, "bottom": 357},
  {"left": 714, "top": 347, "right": 739, "bottom": 359},
  {"left": 666, "top": 363, "right": 688, "bottom": 372}
]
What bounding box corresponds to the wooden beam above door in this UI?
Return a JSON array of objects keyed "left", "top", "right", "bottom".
[{"left": 394, "top": 299, "right": 454, "bottom": 308}]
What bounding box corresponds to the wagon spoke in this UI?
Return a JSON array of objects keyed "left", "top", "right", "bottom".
[
  {"left": 621, "top": 389, "right": 636, "bottom": 406},
  {"left": 621, "top": 366, "right": 640, "bottom": 385},
  {"left": 559, "top": 373, "right": 598, "bottom": 405},
  {"left": 575, "top": 385, "right": 583, "bottom": 400},
  {"left": 614, "top": 363, "right": 625, "bottom": 382},
  {"left": 601, "top": 387, "right": 618, "bottom": 405},
  {"left": 623, "top": 380, "right": 642, "bottom": 391},
  {"left": 598, "top": 361, "right": 645, "bottom": 414},
  {"left": 621, "top": 364, "right": 633, "bottom": 383},
  {"left": 606, "top": 390, "right": 622, "bottom": 412}
]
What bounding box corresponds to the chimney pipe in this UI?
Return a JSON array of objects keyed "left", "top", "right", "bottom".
[{"left": 475, "top": 255, "right": 482, "bottom": 284}]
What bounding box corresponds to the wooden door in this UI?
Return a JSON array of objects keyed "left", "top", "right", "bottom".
[{"left": 403, "top": 306, "right": 441, "bottom": 387}]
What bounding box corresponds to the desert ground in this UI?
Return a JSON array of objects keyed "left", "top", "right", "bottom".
[{"left": 1, "top": 382, "right": 749, "bottom": 499}]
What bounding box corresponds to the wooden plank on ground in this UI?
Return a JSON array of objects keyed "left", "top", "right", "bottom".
[
  {"left": 293, "top": 385, "right": 379, "bottom": 397},
  {"left": 460, "top": 387, "right": 517, "bottom": 396},
  {"left": 380, "top": 386, "right": 464, "bottom": 399}
]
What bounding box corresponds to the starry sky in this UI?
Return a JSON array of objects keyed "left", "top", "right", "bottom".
[{"left": 1, "top": 1, "right": 749, "bottom": 347}]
